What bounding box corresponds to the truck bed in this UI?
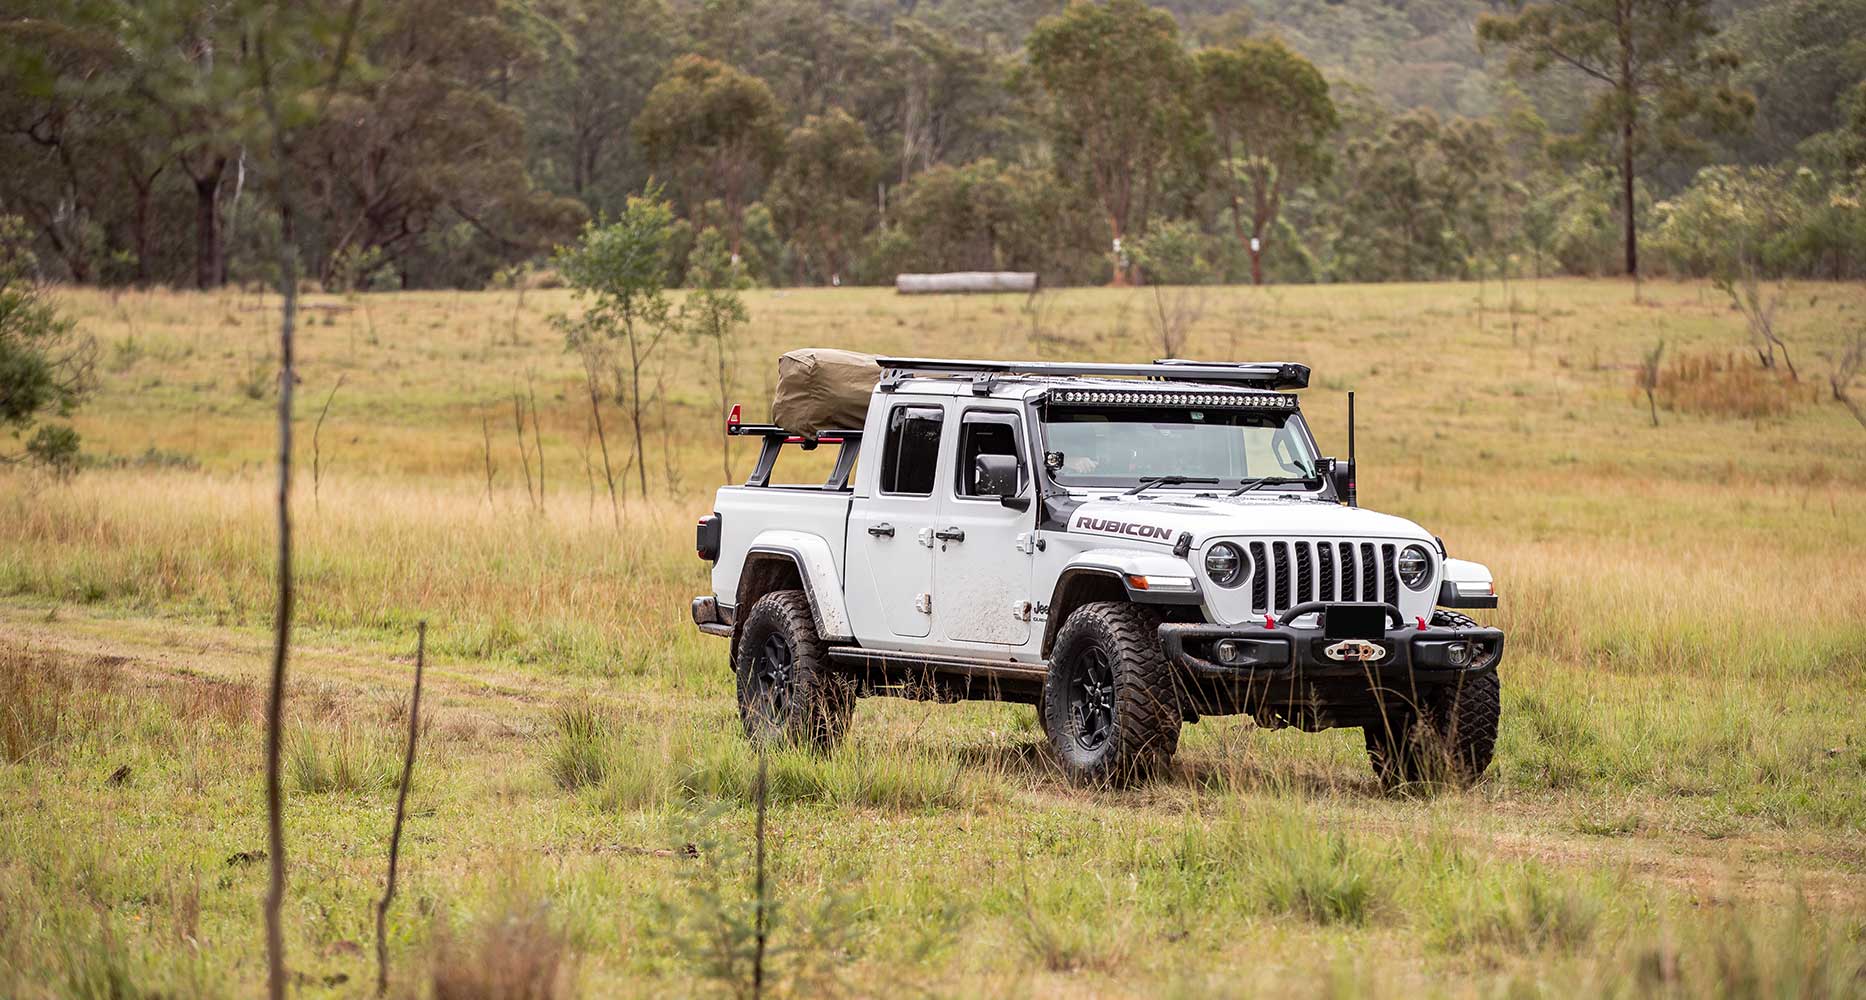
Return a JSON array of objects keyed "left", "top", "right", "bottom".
[{"left": 710, "top": 485, "right": 852, "bottom": 613}]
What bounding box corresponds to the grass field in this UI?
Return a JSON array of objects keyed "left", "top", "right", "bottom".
[{"left": 2, "top": 278, "right": 1865, "bottom": 997}]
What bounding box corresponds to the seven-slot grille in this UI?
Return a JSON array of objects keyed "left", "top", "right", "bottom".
[{"left": 1247, "top": 540, "right": 1403, "bottom": 614}]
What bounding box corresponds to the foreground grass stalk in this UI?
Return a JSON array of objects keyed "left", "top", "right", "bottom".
[
  {"left": 377, "top": 621, "right": 427, "bottom": 996},
  {"left": 753, "top": 747, "right": 768, "bottom": 1000},
  {"left": 258, "top": 105, "right": 298, "bottom": 1000}
]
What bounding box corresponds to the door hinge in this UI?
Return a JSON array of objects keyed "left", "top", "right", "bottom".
[
  {"left": 1016, "top": 531, "right": 1034, "bottom": 554},
  {"left": 917, "top": 526, "right": 935, "bottom": 548},
  {"left": 914, "top": 593, "right": 932, "bottom": 614},
  {"left": 1011, "top": 600, "right": 1032, "bottom": 622}
]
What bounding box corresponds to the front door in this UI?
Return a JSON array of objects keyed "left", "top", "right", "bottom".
[
  {"left": 933, "top": 408, "right": 1034, "bottom": 646},
  {"left": 846, "top": 402, "right": 945, "bottom": 639}
]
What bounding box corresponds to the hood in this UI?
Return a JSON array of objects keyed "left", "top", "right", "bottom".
[{"left": 1061, "top": 493, "right": 1430, "bottom": 546}]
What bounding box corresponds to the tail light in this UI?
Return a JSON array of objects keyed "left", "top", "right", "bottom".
[{"left": 696, "top": 513, "right": 722, "bottom": 561}]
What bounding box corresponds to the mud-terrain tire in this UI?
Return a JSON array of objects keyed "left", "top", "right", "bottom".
[
  {"left": 734, "top": 590, "right": 854, "bottom": 752},
  {"left": 1043, "top": 602, "right": 1181, "bottom": 787},
  {"left": 1364, "top": 610, "right": 1500, "bottom": 789}
]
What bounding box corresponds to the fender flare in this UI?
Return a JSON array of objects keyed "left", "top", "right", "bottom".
[
  {"left": 741, "top": 530, "right": 854, "bottom": 641},
  {"left": 1438, "top": 557, "right": 1498, "bottom": 609},
  {"left": 1040, "top": 548, "right": 1203, "bottom": 655}
]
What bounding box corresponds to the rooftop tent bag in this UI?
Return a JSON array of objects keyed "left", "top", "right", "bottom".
[{"left": 771, "top": 348, "right": 881, "bottom": 439}]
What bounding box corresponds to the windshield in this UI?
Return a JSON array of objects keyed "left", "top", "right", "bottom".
[{"left": 1041, "top": 404, "right": 1319, "bottom": 490}]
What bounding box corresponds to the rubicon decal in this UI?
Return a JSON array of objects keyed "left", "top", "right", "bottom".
[{"left": 1072, "top": 515, "right": 1176, "bottom": 541}]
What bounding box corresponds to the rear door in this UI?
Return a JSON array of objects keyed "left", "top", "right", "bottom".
[
  {"left": 933, "top": 408, "right": 1035, "bottom": 647},
  {"left": 845, "top": 401, "right": 945, "bottom": 640}
]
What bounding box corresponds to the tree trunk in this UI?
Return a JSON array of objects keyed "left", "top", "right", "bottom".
[
  {"left": 628, "top": 335, "right": 648, "bottom": 496},
  {"left": 193, "top": 158, "right": 227, "bottom": 290},
  {"left": 1109, "top": 214, "right": 1129, "bottom": 287},
  {"left": 1621, "top": 119, "right": 1637, "bottom": 279},
  {"left": 1617, "top": 0, "right": 1638, "bottom": 280}
]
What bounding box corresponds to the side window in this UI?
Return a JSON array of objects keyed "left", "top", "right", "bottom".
[
  {"left": 956, "top": 412, "right": 1024, "bottom": 497},
  {"left": 880, "top": 405, "right": 943, "bottom": 495}
]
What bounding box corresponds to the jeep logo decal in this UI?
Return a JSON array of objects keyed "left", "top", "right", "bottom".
[{"left": 1072, "top": 515, "right": 1175, "bottom": 540}]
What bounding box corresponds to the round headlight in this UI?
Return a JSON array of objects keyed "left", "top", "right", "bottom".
[
  {"left": 1204, "top": 542, "right": 1246, "bottom": 588},
  {"left": 1397, "top": 544, "right": 1432, "bottom": 590}
]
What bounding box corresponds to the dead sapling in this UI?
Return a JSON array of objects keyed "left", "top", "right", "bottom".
[
  {"left": 480, "top": 409, "right": 496, "bottom": 508},
  {"left": 527, "top": 373, "right": 547, "bottom": 508},
  {"left": 375, "top": 621, "right": 427, "bottom": 996},
  {"left": 512, "top": 392, "right": 537, "bottom": 513},
  {"left": 1638, "top": 338, "right": 1665, "bottom": 427},
  {"left": 1830, "top": 329, "right": 1865, "bottom": 430},
  {"left": 311, "top": 374, "right": 346, "bottom": 509}
]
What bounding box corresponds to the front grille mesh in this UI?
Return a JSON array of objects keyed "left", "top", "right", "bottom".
[{"left": 1248, "top": 540, "right": 1403, "bottom": 614}]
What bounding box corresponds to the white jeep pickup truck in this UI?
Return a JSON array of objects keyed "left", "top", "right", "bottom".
[{"left": 691, "top": 357, "right": 1504, "bottom": 787}]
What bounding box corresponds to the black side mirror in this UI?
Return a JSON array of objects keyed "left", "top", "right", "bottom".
[
  {"left": 974, "top": 454, "right": 1028, "bottom": 510},
  {"left": 1327, "top": 457, "right": 1355, "bottom": 505}
]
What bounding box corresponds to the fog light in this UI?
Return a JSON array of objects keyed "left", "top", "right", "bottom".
[
  {"left": 1446, "top": 642, "right": 1470, "bottom": 666},
  {"left": 1215, "top": 639, "right": 1247, "bottom": 666}
]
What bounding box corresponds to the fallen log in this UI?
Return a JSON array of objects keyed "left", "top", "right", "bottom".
[{"left": 895, "top": 271, "right": 1039, "bottom": 295}]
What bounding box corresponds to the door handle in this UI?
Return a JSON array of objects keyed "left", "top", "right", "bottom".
[
  {"left": 935, "top": 527, "right": 965, "bottom": 542},
  {"left": 867, "top": 522, "right": 895, "bottom": 537}
]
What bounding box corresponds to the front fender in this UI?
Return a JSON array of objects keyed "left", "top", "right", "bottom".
[
  {"left": 1064, "top": 547, "right": 1203, "bottom": 604},
  {"left": 1438, "top": 557, "right": 1498, "bottom": 609},
  {"left": 1038, "top": 547, "right": 1202, "bottom": 656},
  {"left": 744, "top": 530, "right": 854, "bottom": 641}
]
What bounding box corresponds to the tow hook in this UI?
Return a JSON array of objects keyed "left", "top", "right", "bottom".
[{"left": 1323, "top": 638, "right": 1387, "bottom": 663}]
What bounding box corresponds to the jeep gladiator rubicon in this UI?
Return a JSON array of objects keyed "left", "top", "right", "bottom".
[{"left": 691, "top": 357, "right": 1503, "bottom": 787}]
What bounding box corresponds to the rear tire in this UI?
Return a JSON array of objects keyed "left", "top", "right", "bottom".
[
  {"left": 734, "top": 590, "right": 854, "bottom": 752},
  {"left": 1043, "top": 602, "right": 1181, "bottom": 787},
  {"left": 1363, "top": 610, "right": 1499, "bottom": 789}
]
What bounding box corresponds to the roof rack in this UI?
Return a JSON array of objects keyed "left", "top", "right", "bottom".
[{"left": 876, "top": 356, "right": 1310, "bottom": 391}]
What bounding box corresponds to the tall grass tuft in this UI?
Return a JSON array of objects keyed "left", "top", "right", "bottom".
[
  {"left": 1, "top": 647, "right": 119, "bottom": 764},
  {"left": 1586, "top": 898, "right": 1866, "bottom": 997},
  {"left": 2, "top": 648, "right": 75, "bottom": 764},
  {"left": 286, "top": 725, "right": 397, "bottom": 795},
  {"left": 543, "top": 704, "right": 613, "bottom": 791},
  {"left": 430, "top": 903, "right": 571, "bottom": 1000},
  {"left": 1232, "top": 809, "right": 1380, "bottom": 925},
  {"left": 1429, "top": 864, "right": 1603, "bottom": 953}
]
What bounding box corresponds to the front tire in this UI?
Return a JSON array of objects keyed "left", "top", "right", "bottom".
[
  {"left": 1364, "top": 610, "right": 1500, "bottom": 788},
  {"left": 734, "top": 590, "right": 854, "bottom": 752},
  {"left": 1043, "top": 602, "right": 1181, "bottom": 787}
]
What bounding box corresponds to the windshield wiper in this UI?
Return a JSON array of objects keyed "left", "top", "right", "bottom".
[
  {"left": 1229, "top": 476, "right": 1313, "bottom": 496},
  {"left": 1121, "top": 475, "right": 1219, "bottom": 496}
]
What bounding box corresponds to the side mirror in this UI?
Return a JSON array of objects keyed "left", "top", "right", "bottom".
[
  {"left": 1327, "top": 457, "right": 1355, "bottom": 504},
  {"left": 974, "top": 454, "right": 1028, "bottom": 510}
]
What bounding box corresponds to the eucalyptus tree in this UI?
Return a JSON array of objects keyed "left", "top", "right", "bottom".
[{"left": 1196, "top": 37, "right": 1337, "bottom": 285}]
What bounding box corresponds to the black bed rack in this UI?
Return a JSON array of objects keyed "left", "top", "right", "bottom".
[
  {"left": 726, "top": 416, "right": 862, "bottom": 489},
  {"left": 877, "top": 356, "right": 1310, "bottom": 391}
]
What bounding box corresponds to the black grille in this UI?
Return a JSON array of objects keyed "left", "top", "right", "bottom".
[
  {"left": 1244, "top": 539, "right": 1406, "bottom": 613},
  {"left": 1249, "top": 542, "right": 1268, "bottom": 612}
]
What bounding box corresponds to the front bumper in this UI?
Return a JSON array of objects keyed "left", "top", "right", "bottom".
[{"left": 1159, "top": 615, "right": 1503, "bottom": 684}]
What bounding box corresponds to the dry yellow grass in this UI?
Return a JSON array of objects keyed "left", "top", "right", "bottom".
[{"left": 1, "top": 278, "right": 1863, "bottom": 996}]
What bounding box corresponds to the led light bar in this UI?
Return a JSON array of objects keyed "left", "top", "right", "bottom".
[{"left": 1048, "top": 388, "right": 1298, "bottom": 409}]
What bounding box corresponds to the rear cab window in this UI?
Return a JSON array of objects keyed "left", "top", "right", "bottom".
[{"left": 880, "top": 404, "right": 944, "bottom": 495}]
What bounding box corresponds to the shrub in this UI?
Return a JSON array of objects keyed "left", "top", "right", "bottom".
[{"left": 1644, "top": 351, "right": 1811, "bottom": 420}]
